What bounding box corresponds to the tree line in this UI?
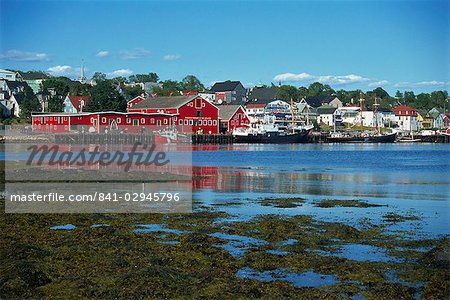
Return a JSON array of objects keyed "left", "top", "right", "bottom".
[
  {"left": 3, "top": 70, "right": 449, "bottom": 124},
  {"left": 276, "top": 82, "right": 449, "bottom": 112}
]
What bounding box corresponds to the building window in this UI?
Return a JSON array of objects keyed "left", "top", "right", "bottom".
[
  {"left": 208, "top": 120, "right": 212, "bottom": 125},
  {"left": 133, "top": 119, "right": 139, "bottom": 126},
  {"left": 126, "top": 118, "right": 131, "bottom": 124},
  {"left": 141, "top": 118, "right": 145, "bottom": 124},
  {"left": 117, "top": 118, "right": 121, "bottom": 124},
  {"left": 151, "top": 118, "right": 155, "bottom": 124},
  {"left": 102, "top": 117, "right": 106, "bottom": 123},
  {"left": 179, "top": 119, "right": 183, "bottom": 125},
  {"left": 164, "top": 119, "right": 168, "bottom": 125},
  {"left": 157, "top": 120, "right": 161, "bottom": 126},
  {"left": 196, "top": 110, "right": 203, "bottom": 117},
  {"left": 189, "top": 120, "right": 193, "bottom": 125},
  {"left": 184, "top": 120, "right": 188, "bottom": 125},
  {"left": 198, "top": 120, "right": 202, "bottom": 126},
  {"left": 58, "top": 117, "right": 63, "bottom": 124},
  {"left": 41, "top": 117, "right": 45, "bottom": 124},
  {"left": 213, "top": 120, "right": 217, "bottom": 125}
]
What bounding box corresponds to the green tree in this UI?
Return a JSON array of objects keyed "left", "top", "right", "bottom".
[
  {"left": 42, "top": 77, "right": 70, "bottom": 96},
  {"left": 69, "top": 83, "right": 91, "bottom": 96},
  {"left": 123, "top": 85, "right": 144, "bottom": 100},
  {"left": 307, "top": 82, "right": 335, "bottom": 96},
  {"left": 48, "top": 95, "right": 64, "bottom": 112},
  {"left": 277, "top": 85, "right": 299, "bottom": 102},
  {"left": 86, "top": 80, "right": 126, "bottom": 112},
  {"left": 129, "top": 73, "right": 159, "bottom": 83},
  {"left": 152, "top": 80, "right": 181, "bottom": 96},
  {"left": 18, "top": 85, "right": 41, "bottom": 121},
  {"left": 395, "top": 90, "right": 403, "bottom": 100},
  {"left": 181, "top": 75, "right": 205, "bottom": 91},
  {"left": 298, "top": 86, "right": 308, "bottom": 98},
  {"left": 372, "top": 87, "right": 390, "bottom": 99},
  {"left": 92, "top": 72, "right": 107, "bottom": 82},
  {"left": 430, "top": 91, "right": 449, "bottom": 110},
  {"left": 403, "top": 91, "right": 416, "bottom": 105}
]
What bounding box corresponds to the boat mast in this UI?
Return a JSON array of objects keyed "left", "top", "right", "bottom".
[
  {"left": 290, "top": 98, "right": 295, "bottom": 133},
  {"left": 373, "top": 96, "right": 379, "bottom": 134},
  {"left": 359, "top": 91, "right": 364, "bottom": 130}
]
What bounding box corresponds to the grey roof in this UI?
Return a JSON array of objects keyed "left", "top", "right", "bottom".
[
  {"left": 247, "top": 87, "right": 279, "bottom": 101},
  {"left": 317, "top": 105, "right": 336, "bottom": 115},
  {"left": 305, "top": 95, "right": 337, "bottom": 108},
  {"left": 210, "top": 81, "right": 242, "bottom": 92},
  {"left": 245, "top": 98, "right": 274, "bottom": 106},
  {"left": 131, "top": 95, "right": 197, "bottom": 109},
  {"left": 19, "top": 72, "right": 49, "bottom": 80},
  {"left": 218, "top": 105, "right": 241, "bottom": 121},
  {"left": 4, "top": 79, "right": 30, "bottom": 91}
]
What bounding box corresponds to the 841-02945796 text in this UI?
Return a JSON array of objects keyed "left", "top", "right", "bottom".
[{"left": 9, "top": 192, "right": 181, "bottom": 202}]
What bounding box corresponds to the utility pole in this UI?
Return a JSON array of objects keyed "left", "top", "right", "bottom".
[{"left": 359, "top": 91, "right": 364, "bottom": 130}]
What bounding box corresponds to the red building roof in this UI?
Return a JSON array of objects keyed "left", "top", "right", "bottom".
[
  {"left": 246, "top": 103, "right": 267, "bottom": 109},
  {"left": 69, "top": 96, "right": 91, "bottom": 110},
  {"left": 392, "top": 105, "right": 417, "bottom": 117}
]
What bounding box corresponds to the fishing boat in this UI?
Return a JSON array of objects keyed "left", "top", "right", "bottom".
[
  {"left": 233, "top": 124, "right": 313, "bottom": 143},
  {"left": 327, "top": 94, "right": 397, "bottom": 143},
  {"left": 233, "top": 100, "right": 314, "bottom": 143}
]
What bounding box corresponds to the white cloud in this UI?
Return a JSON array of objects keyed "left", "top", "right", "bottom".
[
  {"left": 368, "top": 80, "right": 389, "bottom": 87},
  {"left": 47, "top": 65, "right": 73, "bottom": 76},
  {"left": 273, "top": 72, "right": 314, "bottom": 82},
  {"left": 273, "top": 72, "right": 369, "bottom": 85},
  {"left": 163, "top": 54, "right": 181, "bottom": 61},
  {"left": 0, "top": 49, "right": 50, "bottom": 61},
  {"left": 96, "top": 51, "right": 109, "bottom": 58},
  {"left": 119, "top": 48, "right": 151, "bottom": 59},
  {"left": 107, "top": 69, "right": 133, "bottom": 78},
  {"left": 394, "top": 81, "right": 450, "bottom": 88}
]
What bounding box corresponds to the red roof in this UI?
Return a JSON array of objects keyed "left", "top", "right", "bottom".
[
  {"left": 246, "top": 103, "right": 267, "bottom": 109},
  {"left": 69, "top": 96, "right": 90, "bottom": 110},
  {"left": 392, "top": 105, "right": 417, "bottom": 117}
]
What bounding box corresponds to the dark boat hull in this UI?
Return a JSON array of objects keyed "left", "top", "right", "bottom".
[
  {"left": 327, "top": 133, "right": 397, "bottom": 143},
  {"left": 234, "top": 130, "right": 310, "bottom": 144}
]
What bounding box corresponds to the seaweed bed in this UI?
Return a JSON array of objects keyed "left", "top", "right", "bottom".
[{"left": 1, "top": 196, "right": 449, "bottom": 299}]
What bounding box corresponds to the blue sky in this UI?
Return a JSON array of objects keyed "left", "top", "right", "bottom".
[{"left": 1, "top": 0, "right": 448, "bottom": 94}]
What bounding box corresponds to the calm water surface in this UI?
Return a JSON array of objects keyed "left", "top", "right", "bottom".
[{"left": 191, "top": 143, "right": 450, "bottom": 238}]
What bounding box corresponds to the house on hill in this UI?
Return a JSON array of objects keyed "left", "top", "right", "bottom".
[
  {"left": 210, "top": 81, "right": 246, "bottom": 104},
  {"left": 19, "top": 72, "right": 49, "bottom": 93},
  {"left": 218, "top": 105, "right": 250, "bottom": 133},
  {"left": 0, "top": 79, "right": 32, "bottom": 117},
  {"left": 317, "top": 105, "right": 337, "bottom": 126},
  {"left": 128, "top": 95, "right": 219, "bottom": 134},
  {"left": 63, "top": 95, "right": 91, "bottom": 113},
  {"left": 0, "top": 69, "right": 18, "bottom": 81},
  {"left": 304, "top": 95, "right": 342, "bottom": 108},
  {"left": 392, "top": 104, "right": 418, "bottom": 132},
  {"left": 247, "top": 86, "right": 279, "bottom": 102}
]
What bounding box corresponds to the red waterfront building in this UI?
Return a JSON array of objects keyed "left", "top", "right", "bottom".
[
  {"left": 128, "top": 95, "right": 219, "bottom": 134},
  {"left": 32, "top": 111, "right": 175, "bottom": 133},
  {"left": 127, "top": 95, "right": 146, "bottom": 110},
  {"left": 218, "top": 105, "right": 250, "bottom": 133}
]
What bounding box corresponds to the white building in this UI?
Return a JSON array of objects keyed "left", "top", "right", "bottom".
[
  {"left": 198, "top": 92, "right": 216, "bottom": 104},
  {"left": 0, "top": 69, "right": 17, "bottom": 81},
  {"left": 393, "top": 105, "right": 418, "bottom": 132},
  {"left": 335, "top": 106, "right": 360, "bottom": 126},
  {"left": 317, "top": 105, "right": 337, "bottom": 126}
]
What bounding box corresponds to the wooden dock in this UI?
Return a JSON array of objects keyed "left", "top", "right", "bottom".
[{"left": 191, "top": 134, "right": 234, "bottom": 144}]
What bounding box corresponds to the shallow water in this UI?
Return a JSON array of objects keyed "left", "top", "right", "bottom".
[
  {"left": 236, "top": 267, "right": 339, "bottom": 288},
  {"left": 191, "top": 143, "right": 450, "bottom": 238}
]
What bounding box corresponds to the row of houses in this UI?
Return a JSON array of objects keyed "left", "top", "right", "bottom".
[
  {"left": 30, "top": 92, "right": 450, "bottom": 135},
  {"left": 2, "top": 68, "right": 449, "bottom": 133},
  {"left": 32, "top": 95, "right": 250, "bottom": 134}
]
